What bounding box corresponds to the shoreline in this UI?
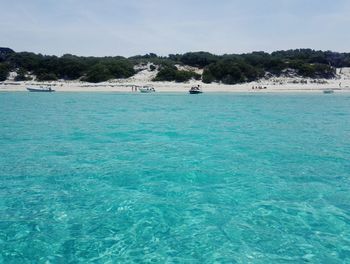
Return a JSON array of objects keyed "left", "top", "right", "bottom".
[
  {"left": 1, "top": 67, "right": 350, "bottom": 93},
  {"left": 1, "top": 82, "right": 350, "bottom": 93}
]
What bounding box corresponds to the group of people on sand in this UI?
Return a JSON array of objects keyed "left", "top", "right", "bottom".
[
  {"left": 131, "top": 86, "right": 138, "bottom": 92},
  {"left": 252, "top": 86, "right": 267, "bottom": 90}
]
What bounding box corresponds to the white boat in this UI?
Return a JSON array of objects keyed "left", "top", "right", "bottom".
[
  {"left": 189, "top": 85, "right": 203, "bottom": 94},
  {"left": 27, "top": 86, "right": 55, "bottom": 92},
  {"left": 139, "top": 86, "right": 155, "bottom": 93}
]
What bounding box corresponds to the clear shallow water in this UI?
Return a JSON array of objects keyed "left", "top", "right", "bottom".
[{"left": 0, "top": 92, "right": 350, "bottom": 263}]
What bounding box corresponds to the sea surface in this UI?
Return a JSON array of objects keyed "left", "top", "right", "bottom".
[{"left": 0, "top": 92, "right": 350, "bottom": 263}]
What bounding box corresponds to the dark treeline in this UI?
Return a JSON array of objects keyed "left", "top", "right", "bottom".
[
  {"left": 0, "top": 48, "right": 134, "bottom": 82},
  {"left": 1, "top": 47, "right": 350, "bottom": 83}
]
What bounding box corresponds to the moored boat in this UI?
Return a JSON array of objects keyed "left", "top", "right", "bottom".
[
  {"left": 189, "top": 85, "right": 203, "bottom": 94},
  {"left": 27, "top": 86, "right": 55, "bottom": 92},
  {"left": 139, "top": 86, "right": 155, "bottom": 93},
  {"left": 323, "top": 89, "right": 334, "bottom": 94}
]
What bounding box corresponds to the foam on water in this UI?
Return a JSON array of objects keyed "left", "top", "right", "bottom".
[{"left": 0, "top": 92, "right": 350, "bottom": 263}]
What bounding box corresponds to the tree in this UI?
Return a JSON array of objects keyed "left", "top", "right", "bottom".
[
  {"left": 153, "top": 65, "right": 200, "bottom": 82},
  {"left": 0, "top": 63, "right": 9, "bottom": 81},
  {"left": 0, "top": 47, "right": 346, "bottom": 83},
  {"left": 15, "top": 68, "right": 31, "bottom": 81},
  {"left": 153, "top": 66, "right": 177, "bottom": 81},
  {"left": 82, "top": 64, "right": 112, "bottom": 83},
  {"left": 57, "top": 56, "right": 86, "bottom": 79},
  {"left": 0, "top": 47, "right": 15, "bottom": 63},
  {"left": 174, "top": 70, "right": 200, "bottom": 82},
  {"left": 202, "top": 69, "right": 215, "bottom": 83},
  {"left": 180, "top": 52, "right": 218, "bottom": 68},
  {"left": 36, "top": 72, "right": 58, "bottom": 81},
  {"left": 104, "top": 60, "right": 135, "bottom": 78}
]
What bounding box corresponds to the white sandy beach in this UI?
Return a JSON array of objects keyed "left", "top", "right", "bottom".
[{"left": 1, "top": 67, "right": 350, "bottom": 93}]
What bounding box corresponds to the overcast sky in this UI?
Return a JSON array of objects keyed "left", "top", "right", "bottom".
[{"left": 1, "top": 0, "right": 349, "bottom": 56}]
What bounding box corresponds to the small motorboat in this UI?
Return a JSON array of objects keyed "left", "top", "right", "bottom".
[
  {"left": 27, "top": 86, "right": 55, "bottom": 92},
  {"left": 189, "top": 85, "right": 203, "bottom": 94},
  {"left": 139, "top": 86, "right": 156, "bottom": 93},
  {"left": 323, "top": 89, "right": 334, "bottom": 94}
]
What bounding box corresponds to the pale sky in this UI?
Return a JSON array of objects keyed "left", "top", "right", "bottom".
[{"left": 1, "top": 0, "right": 349, "bottom": 56}]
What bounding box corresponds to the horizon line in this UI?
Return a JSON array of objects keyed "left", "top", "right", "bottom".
[{"left": 2, "top": 47, "right": 350, "bottom": 58}]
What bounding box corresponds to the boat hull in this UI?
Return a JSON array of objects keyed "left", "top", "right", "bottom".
[
  {"left": 189, "top": 90, "right": 203, "bottom": 94},
  {"left": 27, "top": 88, "right": 55, "bottom": 92},
  {"left": 139, "top": 87, "right": 155, "bottom": 93},
  {"left": 139, "top": 90, "right": 155, "bottom": 93}
]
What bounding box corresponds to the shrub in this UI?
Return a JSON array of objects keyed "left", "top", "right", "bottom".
[
  {"left": 202, "top": 69, "right": 215, "bottom": 83},
  {"left": 82, "top": 64, "right": 112, "bottom": 83},
  {"left": 15, "top": 69, "right": 31, "bottom": 81},
  {"left": 180, "top": 52, "right": 218, "bottom": 68},
  {"left": 0, "top": 63, "right": 9, "bottom": 81},
  {"left": 153, "top": 66, "right": 177, "bottom": 81},
  {"left": 174, "top": 70, "right": 200, "bottom": 82},
  {"left": 153, "top": 66, "right": 200, "bottom": 82},
  {"left": 36, "top": 72, "right": 58, "bottom": 81}
]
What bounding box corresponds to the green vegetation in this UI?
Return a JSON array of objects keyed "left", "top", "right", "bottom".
[
  {"left": 14, "top": 69, "right": 32, "bottom": 81},
  {"left": 153, "top": 65, "right": 200, "bottom": 82},
  {"left": 1, "top": 49, "right": 134, "bottom": 83},
  {"left": 81, "top": 60, "right": 135, "bottom": 83},
  {"left": 0, "top": 63, "right": 10, "bottom": 81},
  {"left": 202, "top": 59, "right": 263, "bottom": 84},
  {"left": 200, "top": 51, "right": 338, "bottom": 84},
  {"left": 0, "top": 47, "right": 15, "bottom": 62},
  {"left": 0, "top": 47, "right": 349, "bottom": 83},
  {"left": 36, "top": 72, "right": 58, "bottom": 81},
  {"left": 180, "top": 52, "right": 218, "bottom": 67}
]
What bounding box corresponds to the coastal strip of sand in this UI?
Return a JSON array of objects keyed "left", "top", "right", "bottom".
[{"left": 1, "top": 80, "right": 350, "bottom": 93}]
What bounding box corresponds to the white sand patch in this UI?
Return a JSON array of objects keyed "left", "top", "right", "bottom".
[{"left": 175, "top": 65, "right": 203, "bottom": 75}]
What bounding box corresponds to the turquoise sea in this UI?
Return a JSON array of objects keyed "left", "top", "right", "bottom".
[{"left": 0, "top": 92, "right": 350, "bottom": 263}]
